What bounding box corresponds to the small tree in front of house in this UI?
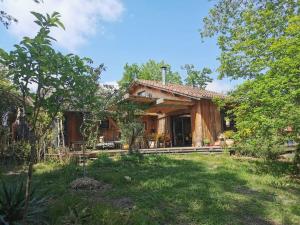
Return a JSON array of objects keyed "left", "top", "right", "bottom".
[
  {"left": 112, "top": 86, "right": 147, "bottom": 153},
  {"left": 0, "top": 11, "right": 103, "bottom": 219}
]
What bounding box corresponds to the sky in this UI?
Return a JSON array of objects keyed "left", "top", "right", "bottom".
[{"left": 0, "top": 0, "right": 241, "bottom": 93}]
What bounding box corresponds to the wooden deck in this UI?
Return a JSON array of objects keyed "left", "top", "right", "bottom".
[
  {"left": 46, "top": 146, "right": 224, "bottom": 159},
  {"left": 139, "top": 146, "right": 223, "bottom": 154}
]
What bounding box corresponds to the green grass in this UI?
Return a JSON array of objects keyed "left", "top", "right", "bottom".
[{"left": 1, "top": 154, "right": 300, "bottom": 225}]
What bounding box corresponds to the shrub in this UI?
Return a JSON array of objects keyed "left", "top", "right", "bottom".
[
  {"left": 62, "top": 205, "right": 91, "bottom": 225},
  {"left": 235, "top": 137, "right": 284, "bottom": 160},
  {"left": 0, "top": 180, "right": 48, "bottom": 225},
  {"left": 224, "top": 130, "right": 235, "bottom": 139},
  {"left": 1, "top": 141, "right": 31, "bottom": 164}
]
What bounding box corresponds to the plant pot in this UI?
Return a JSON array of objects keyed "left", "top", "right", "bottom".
[
  {"left": 148, "top": 141, "right": 155, "bottom": 148},
  {"left": 225, "top": 139, "right": 234, "bottom": 147}
]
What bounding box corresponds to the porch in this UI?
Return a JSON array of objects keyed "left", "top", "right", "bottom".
[
  {"left": 125, "top": 94, "right": 223, "bottom": 148},
  {"left": 45, "top": 146, "right": 224, "bottom": 160}
]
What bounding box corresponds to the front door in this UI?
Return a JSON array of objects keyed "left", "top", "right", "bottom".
[{"left": 172, "top": 115, "right": 192, "bottom": 147}]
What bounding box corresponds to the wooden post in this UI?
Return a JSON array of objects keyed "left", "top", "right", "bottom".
[
  {"left": 157, "top": 114, "right": 166, "bottom": 134},
  {"left": 191, "top": 101, "right": 203, "bottom": 147}
]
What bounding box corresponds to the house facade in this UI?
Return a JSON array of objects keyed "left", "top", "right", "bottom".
[{"left": 64, "top": 79, "right": 227, "bottom": 149}]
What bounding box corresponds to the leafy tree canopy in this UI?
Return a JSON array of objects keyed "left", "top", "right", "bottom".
[
  {"left": 202, "top": 1, "right": 300, "bottom": 162},
  {"left": 0, "top": 0, "right": 42, "bottom": 28},
  {"left": 119, "top": 60, "right": 182, "bottom": 88},
  {"left": 182, "top": 64, "right": 213, "bottom": 88},
  {"left": 201, "top": 0, "right": 299, "bottom": 79},
  {"left": 0, "top": 11, "right": 105, "bottom": 215}
]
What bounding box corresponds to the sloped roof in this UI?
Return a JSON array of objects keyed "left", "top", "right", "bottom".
[{"left": 132, "top": 79, "right": 226, "bottom": 100}]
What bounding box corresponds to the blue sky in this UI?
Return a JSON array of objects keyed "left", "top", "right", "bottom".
[{"left": 0, "top": 0, "right": 240, "bottom": 92}]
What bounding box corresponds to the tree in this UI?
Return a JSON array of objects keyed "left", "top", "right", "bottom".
[
  {"left": 0, "top": 67, "right": 20, "bottom": 156},
  {"left": 116, "top": 101, "right": 145, "bottom": 153},
  {"left": 182, "top": 64, "right": 213, "bottom": 88},
  {"left": 201, "top": 0, "right": 298, "bottom": 79},
  {"left": 0, "top": 0, "right": 42, "bottom": 28},
  {"left": 0, "top": 11, "right": 103, "bottom": 218},
  {"left": 119, "top": 60, "right": 182, "bottom": 88},
  {"left": 201, "top": 1, "right": 300, "bottom": 165}
]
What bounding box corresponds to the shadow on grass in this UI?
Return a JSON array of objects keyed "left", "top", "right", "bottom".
[
  {"left": 1, "top": 154, "right": 294, "bottom": 225},
  {"left": 246, "top": 159, "right": 296, "bottom": 177}
]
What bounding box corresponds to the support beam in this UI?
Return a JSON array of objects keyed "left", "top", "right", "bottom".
[
  {"left": 157, "top": 114, "right": 166, "bottom": 134},
  {"left": 191, "top": 101, "right": 203, "bottom": 147},
  {"left": 156, "top": 98, "right": 193, "bottom": 106}
]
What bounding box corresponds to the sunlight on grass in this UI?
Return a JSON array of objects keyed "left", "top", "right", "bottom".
[{"left": 2, "top": 154, "right": 299, "bottom": 225}]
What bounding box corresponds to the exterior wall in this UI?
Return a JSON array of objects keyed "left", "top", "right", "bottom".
[
  {"left": 64, "top": 96, "right": 222, "bottom": 148},
  {"left": 201, "top": 99, "right": 222, "bottom": 144},
  {"left": 191, "top": 101, "right": 203, "bottom": 147},
  {"left": 141, "top": 115, "right": 157, "bottom": 135},
  {"left": 64, "top": 111, "right": 83, "bottom": 146},
  {"left": 99, "top": 117, "right": 120, "bottom": 142},
  {"left": 191, "top": 99, "right": 222, "bottom": 146}
]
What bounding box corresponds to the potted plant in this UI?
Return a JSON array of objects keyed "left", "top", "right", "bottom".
[
  {"left": 203, "top": 138, "right": 211, "bottom": 146},
  {"left": 147, "top": 133, "right": 156, "bottom": 148}
]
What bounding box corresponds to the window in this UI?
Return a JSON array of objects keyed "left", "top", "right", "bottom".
[
  {"left": 137, "top": 91, "right": 152, "bottom": 98},
  {"left": 99, "top": 119, "right": 109, "bottom": 129}
]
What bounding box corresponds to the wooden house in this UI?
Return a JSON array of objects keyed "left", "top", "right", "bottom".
[
  {"left": 64, "top": 79, "right": 227, "bottom": 148},
  {"left": 124, "top": 79, "right": 226, "bottom": 147}
]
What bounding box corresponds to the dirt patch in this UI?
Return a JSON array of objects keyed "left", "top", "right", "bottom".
[
  {"left": 235, "top": 185, "right": 260, "bottom": 196},
  {"left": 234, "top": 185, "right": 275, "bottom": 201},
  {"left": 242, "top": 215, "right": 278, "bottom": 225},
  {"left": 70, "top": 177, "right": 111, "bottom": 191},
  {"left": 87, "top": 195, "right": 134, "bottom": 210}
]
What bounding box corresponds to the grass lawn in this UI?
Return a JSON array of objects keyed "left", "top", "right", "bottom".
[{"left": 1, "top": 153, "right": 300, "bottom": 225}]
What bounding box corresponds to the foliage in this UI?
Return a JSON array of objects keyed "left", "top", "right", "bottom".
[
  {"left": 1, "top": 141, "right": 31, "bottom": 164},
  {"left": 201, "top": 0, "right": 299, "bottom": 80},
  {"left": 0, "top": 70, "right": 22, "bottom": 159},
  {"left": 202, "top": 1, "right": 300, "bottom": 160},
  {"left": 119, "top": 60, "right": 182, "bottom": 88},
  {"left": 115, "top": 100, "right": 146, "bottom": 152},
  {"left": 1, "top": 155, "right": 300, "bottom": 224},
  {"left": 223, "top": 130, "right": 234, "bottom": 139},
  {"left": 0, "top": 12, "right": 102, "bottom": 139},
  {"left": 182, "top": 64, "right": 213, "bottom": 88},
  {"left": 62, "top": 205, "right": 91, "bottom": 225},
  {"left": 203, "top": 138, "right": 210, "bottom": 146},
  {"left": 92, "top": 154, "right": 113, "bottom": 167},
  {"left": 0, "top": 0, "right": 42, "bottom": 28},
  {"left": 0, "top": 180, "right": 48, "bottom": 225},
  {"left": 236, "top": 137, "right": 284, "bottom": 159},
  {"left": 0, "top": 11, "right": 104, "bottom": 216},
  {"left": 79, "top": 84, "right": 116, "bottom": 150}
]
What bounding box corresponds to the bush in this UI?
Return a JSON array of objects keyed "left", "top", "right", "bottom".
[
  {"left": 224, "top": 130, "right": 235, "bottom": 139},
  {"left": 235, "top": 138, "right": 284, "bottom": 160},
  {"left": 1, "top": 141, "right": 31, "bottom": 164},
  {"left": 0, "top": 180, "right": 48, "bottom": 225},
  {"left": 62, "top": 205, "right": 91, "bottom": 225}
]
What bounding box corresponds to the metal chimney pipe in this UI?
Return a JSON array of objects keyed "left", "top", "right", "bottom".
[{"left": 161, "top": 66, "right": 167, "bottom": 85}]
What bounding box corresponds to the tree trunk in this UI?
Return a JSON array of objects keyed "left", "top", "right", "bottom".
[
  {"left": 23, "top": 133, "right": 36, "bottom": 223},
  {"left": 294, "top": 143, "right": 300, "bottom": 175},
  {"left": 128, "top": 129, "right": 136, "bottom": 154}
]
